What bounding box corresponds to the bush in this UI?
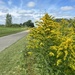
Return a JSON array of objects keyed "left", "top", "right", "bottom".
[{"left": 23, "top": 13, "right": 75, "bottom": 75}]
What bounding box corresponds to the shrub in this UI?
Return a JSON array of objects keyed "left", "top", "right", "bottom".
[{"left": 23, "top": 13, "right": 75, "bottom": 75}]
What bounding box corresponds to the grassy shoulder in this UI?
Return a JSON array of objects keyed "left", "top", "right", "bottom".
[
  {"left": 0, "top": 26, "right": 29, "bottom": 37},
  {"left": 0, "top": 36, "right": 27, "bottom": 75}
]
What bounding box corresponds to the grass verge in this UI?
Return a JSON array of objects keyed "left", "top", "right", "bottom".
[{"left": 0, "top": 36, "right": 28, "bottom": 75}]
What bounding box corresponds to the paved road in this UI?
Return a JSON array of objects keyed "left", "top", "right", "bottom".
[{"left": 0, "top": 30, "right": 29, "bottom": 52}]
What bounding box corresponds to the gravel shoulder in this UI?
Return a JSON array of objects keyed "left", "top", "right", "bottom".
[{"left": 0, "top": 30, "right": 29, "bottom": 52}]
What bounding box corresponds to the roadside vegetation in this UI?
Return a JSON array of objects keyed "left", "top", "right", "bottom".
[
  {"left": 23, "top": 13, "right": 75, "bottom": 75},
  {"left": 0, "top": 13, "right": 75, "bottom": 75}
]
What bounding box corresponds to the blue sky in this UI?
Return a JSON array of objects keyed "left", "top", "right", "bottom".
[{"left": 0, "top": 0, "right": 75, "bottom": 24}]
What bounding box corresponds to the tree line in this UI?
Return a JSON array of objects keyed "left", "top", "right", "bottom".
[
  {"left": 5, "top": 13, "right": 34, "bottom": 27},
  {"left": 2, "top": 13, "right": 75, "bottom": 29}
]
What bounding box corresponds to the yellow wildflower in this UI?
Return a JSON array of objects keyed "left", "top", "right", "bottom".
[
  {"left": 57, "top": 51, "right": 63, "bottom": 58},
  {"left": 57, "top": 59, "right": 62, "bottom": 66},
  {"left": 51, "top": 30, "right": 55, "bottom": 33},
  {"left": 58, "top": 47, "right": 63, "bottom": 50},
  {"left": 64, "top": 45, "right": 68, "bottom": 49},
  {"left": 64, "top": 51, "right": 68, "bottom": 60},
  {"left": 29, "top": 34, "right": 33, "bottom": 36},
  {"left": 49, "top": 52, "right": 54, "bottom": 56},
  {"left": 50, "top": 46, "right": 57, "bottom": 50},
  {"left": 66, "top": 38, "right": 72, "bottom": 44},
  {"left": 47, "top": 36, "right": 51, "bottom": 39},
  {"left": 40, "top": 42, "right": 44, "bottom": 46},
  {"left": 28, "top": 52, "right": 33, "bottom": 55}
]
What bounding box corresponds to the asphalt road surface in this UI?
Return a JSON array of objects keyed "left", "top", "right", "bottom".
[{"left": 0, "top": 30, "right": 29, "bottom": 52}]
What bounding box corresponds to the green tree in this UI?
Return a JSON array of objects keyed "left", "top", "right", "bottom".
[
  {"left": 23, "top": 20, "right": 34, "bottom": 27},
  {"left": 5, "top": 13, "right": 12, "bottom": 27}
]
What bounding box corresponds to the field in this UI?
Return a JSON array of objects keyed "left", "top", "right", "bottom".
[{"left": 0, "top": 26, "right": 28, "bottom": 37}]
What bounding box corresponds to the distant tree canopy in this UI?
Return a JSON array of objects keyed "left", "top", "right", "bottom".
[
  {"left": 5, "top": 13, "right": 34, "bottom": 27},
  {"left": 55, "top": 18, "right": 69, "bottom": 23},
  {"left": 11, "top": 24, "right": 22, "bottom": 27},
  {"left": 5, "top": 13, "right": 12, "bottom": 27},
  {"left": 23, "top": 20, "right": 34, "bottom": 27}
]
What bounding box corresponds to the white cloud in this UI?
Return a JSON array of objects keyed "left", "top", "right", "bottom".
[
  {"left": 0, "top": 3, "right": 44, "bottom": 24},
  {"left": 0, "top": 1, "right": 8, "bottom": 24},
  {"left": 1, "top": 2, "right": 74, "bottom": 24},
  {"left": 0, "top": 4, "right": 74, "bottom": 24},
  {"left": 27, "top": 1, "right": 35, "bottom": 8},
  {"left": 17, "top": 10, "right": 34, "bottom": 14},
  {"left": 0, "top": 12, "right": 6, "bottom": 16},
  {"left": 55, "top": 15, "right": 73, "bottom": 19},
  {"left": 61, "top": 6, "right": 74, "bottom": 11},
  {"left": 47, "top": 5, "right": 75, "bottom": 19}
]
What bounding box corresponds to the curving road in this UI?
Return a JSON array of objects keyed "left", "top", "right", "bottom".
[{"left": 0, "top": 30, "right": 30, "bottom": 52}]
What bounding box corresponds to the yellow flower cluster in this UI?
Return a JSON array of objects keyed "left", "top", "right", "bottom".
[
  {"left": 28, "top": 52, "right": 33, "bottom": 55},
  {"left": 57, "top": 59, "right": 62, "bottom": 66},
  {"left": 57, "top": 51, "right": 63, "bottom": 58},
  {"left": 64, "top": 51, "right": 68, "bottom": 60},
  {"left": 25, "top": 13, "right": 75, "bottom": 73},
  {"left": 45, "top": 28, "right": 50, "bottom": 32},
  {"left": 40, "top": 42, "right": 44, "bottom": 46},
  {"left": 50, "top": 46, "right": 57, "bottom": 51},
  {"left": 66, "top": 38, "right": 73, "bottom": 44},
  {"left": 49, "top": 52, "right": 54, "bottom": 56},
  {"left": 51, "top": 30, "right": 55, "bottom": 33}
]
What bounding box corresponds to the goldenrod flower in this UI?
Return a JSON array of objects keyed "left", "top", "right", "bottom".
[
  {"left": 66, "top": 38, "right": 72, "bottom": 44},
  {"left": 45, "top": 28, "right": 50, "bottom": 32},
  {"left": 40, "top": 42, "right": 44, "bottom": 46},
  {"left": 51, "top": 30, "right": 55, "bottom": 33},
  {"left": 49, "top": 52, "right": 54, "bottom": 56},
  {"left": 64, "top": 51, "right": 68, "bottom": 60},
  {"left": 50, "top": 46, "right": 57, "bottom": 50},
  {"left": 64, "top": 45, "right": 68, "bottom": 49},
  {"left": 57, "top": 59, "right": 62, "bottom": 66},
  {"left": 28, "top": 52, "right": 33, "bottom": 55},
  {"left": 58, "top": 47, "right": 63, "bottom": 50},
  {"left": 47, "top": 36, "right": 51, "bottom": 39},
  {"left": 57, "top": 51, "right": 63, "bottom": 58}
]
